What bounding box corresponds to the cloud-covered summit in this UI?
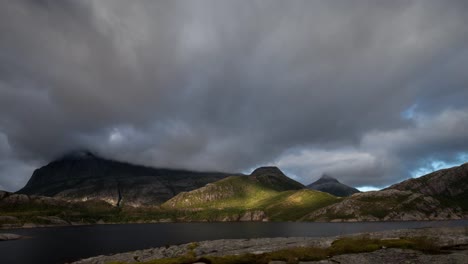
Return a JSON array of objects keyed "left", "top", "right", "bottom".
[{"left": 1, "top": 0, "right": 468, "bottom": 191}]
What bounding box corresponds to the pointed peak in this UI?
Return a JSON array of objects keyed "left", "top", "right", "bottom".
[
  {"left": 250, "top": 166, "right": 285, "bottom": 177},
  {"left": 249, "top": 166, "right": 304, "bottom": 191},
  {"left": 319, "top": 174, "right": 339, "bottom": 183},
  {"left": 307, "top": 174, "right": 360, "bottom": 197}
]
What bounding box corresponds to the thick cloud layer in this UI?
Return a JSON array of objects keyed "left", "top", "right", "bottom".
[{"left": 1, "top": 0, "right": 468, "bottom": 191}]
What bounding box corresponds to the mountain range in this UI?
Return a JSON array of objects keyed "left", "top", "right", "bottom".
[{"left": 1, "top": 151, "right": 467, "bottom": 227}]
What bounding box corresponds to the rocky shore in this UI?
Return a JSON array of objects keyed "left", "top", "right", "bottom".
[
  {"left": 0, "top": 233, "right": 22, "bottom": 241},
  {"left": 72, "top": 226, "right": 468, "bottom": 264}
]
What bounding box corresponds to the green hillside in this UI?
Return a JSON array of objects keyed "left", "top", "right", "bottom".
[
  {"left": 260, "top": 189, "right": 341, "bottom": 221},
  {"left": 162, "top": 168, "right": 340, "bottom": 221},
  {"left": 162, "top": 176, "right": 280, "bottom": 209}
]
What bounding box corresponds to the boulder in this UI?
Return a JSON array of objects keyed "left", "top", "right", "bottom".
[{"left": 239, "top": 210, "right": 267, "bottom": 221}]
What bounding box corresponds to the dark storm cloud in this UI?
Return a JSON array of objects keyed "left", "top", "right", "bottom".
[{"left": 1, "top": 0, "right": 468, "bottom": 191}]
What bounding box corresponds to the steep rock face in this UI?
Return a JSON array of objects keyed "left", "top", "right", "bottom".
[
  {"left": 307, "top": 174, "right": 360, "bottom": 197},
  {"left": 17, "top": 151, "right": 232, "bottom": 206}
]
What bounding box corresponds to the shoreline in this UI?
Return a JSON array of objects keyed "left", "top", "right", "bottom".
[
  {"left": 71, "top": 225, "right": 468, "bottom": 264},
  {"left": 2, "top": 217, "right": 467, "bottom": 230}
]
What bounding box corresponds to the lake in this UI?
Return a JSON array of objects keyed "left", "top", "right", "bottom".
[{"left": 1, "top": 220, "right": 468, "bottom": 264}]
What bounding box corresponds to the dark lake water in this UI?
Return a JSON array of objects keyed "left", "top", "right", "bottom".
[{"left": 1, "top": 220, "right": 468, "bottom": 264}]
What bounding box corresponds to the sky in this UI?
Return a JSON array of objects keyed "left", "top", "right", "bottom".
[{"left": 1, "top": 0, "right": 468, "bottom": 192}]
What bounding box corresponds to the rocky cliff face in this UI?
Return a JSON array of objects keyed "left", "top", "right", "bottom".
[
  {"left": 16, "top": 151, "right": 232, "bottom": 206},
  {"left": 307, "top": 174, "right": 360, "bottom": 197}
]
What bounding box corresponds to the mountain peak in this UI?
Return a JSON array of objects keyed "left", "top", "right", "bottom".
[
  {"left": 58, "top": 150, "right": 98, "bottom": 161},
  {"left": 318, "top": 174, "right": 340, "bottom": 183},
  {"left": 250, "top": 166, "right": 285, "bottom": 177},
  {"left": 249, "top": 166, "right": 304, "bottom": 191},
  {"left": 307, "top": 174, "right": 359, "bottom": 197}
]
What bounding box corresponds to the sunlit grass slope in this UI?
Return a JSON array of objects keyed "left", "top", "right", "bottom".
[
  {"left": 260, "top": 189, "right": 341, "bottom": 221},
  {"left": 162, "top": 176, "right": 280, "bottom": 209},
  {"left": 162, "top": 174, "right": 340, "bottom": 221}
]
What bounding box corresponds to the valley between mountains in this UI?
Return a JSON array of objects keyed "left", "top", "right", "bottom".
[{"left": 1, "top": 151, "right": 467, "bottom": 228}]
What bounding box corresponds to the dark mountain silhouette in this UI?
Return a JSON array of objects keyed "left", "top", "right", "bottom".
[
  {"left": 249, "top": 166, "right": 305, "bottom": 191},
  {"left": 307, "top": 174, "right": 360, "bottom": 197},
  {"left": 16, "top": 150, "right": 233, "bottom": 206}
]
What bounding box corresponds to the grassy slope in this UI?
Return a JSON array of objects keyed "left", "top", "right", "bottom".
[
  {"left": 260, "top": 189, "right": 341, "bottom": 221},
  {"left": 162, "top": 176, "right": 340, "bottom": 221},
  {"left": 162, "top": 176, "right": 279, "bottom": 209}
]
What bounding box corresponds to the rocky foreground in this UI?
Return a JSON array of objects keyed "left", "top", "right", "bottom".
[{"left": 72, "top": 226, "right": 468, "bottom": 264}]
